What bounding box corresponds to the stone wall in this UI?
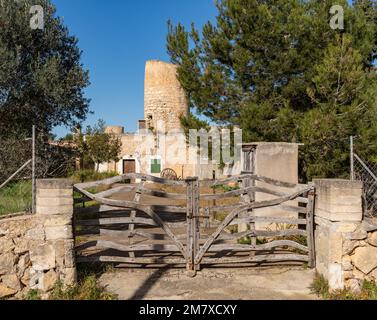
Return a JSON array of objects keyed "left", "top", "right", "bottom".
[
  {"left": 314, "top": 179, "right": 377, "bottom": 293},
  {"left": 0, "top": 179, "right": 76, "bottom": 299}
]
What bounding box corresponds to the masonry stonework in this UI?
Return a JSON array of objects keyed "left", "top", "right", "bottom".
[
  {"left": 0, "top": 179, "right": 76, "bottom": 299},
  {"left": 144, "top": 60, "right": 188, "bottom": 133},
  {"left": 314, "top": 179, "right": 377, "bottom": 293}
]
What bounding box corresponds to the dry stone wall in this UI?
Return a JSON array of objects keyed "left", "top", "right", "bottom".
[{"left": 0, "top": 179, "right": 76, "bottom": 299}]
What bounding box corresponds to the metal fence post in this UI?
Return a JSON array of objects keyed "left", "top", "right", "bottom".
[
  {"left": 32, "top": 125, "right": 36, "bottom": 214},
  {"left": 350, "top": 136, "right": 355, "bottom": 181}
]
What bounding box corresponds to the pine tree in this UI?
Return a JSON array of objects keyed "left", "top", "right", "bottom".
[{"left": 167, "top": 0, "right": 377, "bottom": 180}]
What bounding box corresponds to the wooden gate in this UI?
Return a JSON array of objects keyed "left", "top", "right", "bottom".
[{"left": 73, "top": 173, "right": 315, "bottom": 271}]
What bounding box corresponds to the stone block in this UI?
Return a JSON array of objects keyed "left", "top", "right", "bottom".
[
  {"left": 25, "top": 227, "right": 45, "bottom": 240},
  {"left": 0, "top": 238, "right": 14, "bottom": 253},
  {"left": 43, "top": 214, "right": 72, "bottom": 227},
  {"left": 328, "top": 263, "right": 344, "bottom": 290},
  {"left": 0, "top": 284, "right": 17, "bottom": 298},
  {"left": 0, "top": 252, "right": 16, "bottom": 275},
  {"left": 36, "top": 179, "right": 72, "bottom": 190},
  {"left": 63, "top": 267, "right": 77, "bottom": 286},
  {"left": 30, "top": 244, "right": 55, "bottom": 271},
  {"left": 1, "top": 274, "right": 21, "bottom": 291},
  {"left": 351, "top": 246, "right": 377, "bottom": 274},
  {"left": 370, "top": 268, "right": 377, "bottom": 281},
  {"left": 17, "top": 253, "right": 30, "bottom": 278},
  {"left": 40, "top": 270, "right": 58, "bottom": 292},
  {"left": 346, "top": 278, "right": 362, "bottom": 295},
  {"left": 37, "top": 197, "right": 73, "bottom": 207},
  {"left": 45, "top": 225, "right": 73, "bottom": 240},
  {"left": 314, "top": 179, "right": 362, "bottom": 222},
  {"left": 64, "top": 240, "right": 75, "bottom": 268},
  {"left": 37, "top": 189, "right": 73, "bottom": 198},
  {"left": 13, "top": 238, "right": 30, "bottom": 254},
  {"left": 36, "top": 205, "right": 73, "bottom": 215},
  {"left": 367, "top": 232, "right": 377, "bottom": 247}
]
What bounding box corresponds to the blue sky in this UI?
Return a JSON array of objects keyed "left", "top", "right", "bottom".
[{"left": 52, "top": 0, "right": 217, "bottom": 137}]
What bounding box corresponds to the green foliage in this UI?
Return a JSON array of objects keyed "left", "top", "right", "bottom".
[
  {"left": 69, "top": 169, "right": 118, "bottom": 184},
  {"left": 0, "top": 181, "right": 32, "bottom": 215},
  {"left": 74, "top": 120, "right": 122, "bottom": 172},
  {"left": 167, "top": 0, "right": 377, "bottom": 181},
  {"left": 24, "top": 289, "right": 41, "bottom": 300},
  {"left": 0, "top": 0, "right": 90, "bottom": 137},
  {"left": 49, "top": 276, "right": 117, "bottom": 300}
]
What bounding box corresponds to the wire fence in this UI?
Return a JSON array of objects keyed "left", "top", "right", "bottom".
[
  {"left": 351, "top": 136, "right": 377, "bottom": 218},
  {"left": 0, "top": 126, "right": 76, "bottom": 216}
]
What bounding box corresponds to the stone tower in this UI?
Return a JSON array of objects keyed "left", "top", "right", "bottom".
[{"left": 144, "top": 60, "right": 188, "bottom": 132}]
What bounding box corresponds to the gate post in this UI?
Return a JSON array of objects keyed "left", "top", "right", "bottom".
[{"left": 186, "top": 177, "right": 200, "bottom": 274}]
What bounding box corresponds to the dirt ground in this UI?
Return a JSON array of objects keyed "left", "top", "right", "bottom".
[{"left": 99, "top": 266, "right": 318, "bottom": 300}]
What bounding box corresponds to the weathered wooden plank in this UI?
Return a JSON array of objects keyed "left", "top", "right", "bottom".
[
  {"left": 97, "top": 240, "right": 181, "bottom": 252},
  {"left": 230, "top": 216, "right": 307, "bottom": 226},
  {"left": 306, "top": 191, "right": 316, "bottom": 268},
  {"left": 216, "top": 229, "right": 307, "bottom": 241},
  {"left": 128, "top": 179, "right": 145, "bottom": 259},
  {"left": 208, "top": 203, "right": 307, "bottom": 215},
  {"left": 77, "top": 217, "right": 158, "bottom": 227},
  {"left": 200, "top": 173, "right": 299, "bottom": 189},
  {"left": 208, "top": 241, "right": 308, "bottom": 253},
  {"left": 76, "top": 255, "right": 186, "bottom": 265},
  {"left": 95, "top": 185, "right": 136, "bottom": 198},
  {"left": 100, "top": 229, "right": 159, "bottom": 240},
  {"left": 201, "top": 254, "right": 309, "bottom": 264},
  {"left": 139, "top": 187, "right": 186, "bottom": 200}
]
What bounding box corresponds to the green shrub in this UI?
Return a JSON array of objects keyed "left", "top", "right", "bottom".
[{"left": 69, "top": 170, "right": 118, "bottom": 184}]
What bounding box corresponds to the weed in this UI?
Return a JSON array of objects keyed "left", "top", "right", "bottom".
[
  {"left": 310, "top": 273, "right": 377, "bottom": 300},
  {"left": 24, "top": 289, "right": 41, "bottom": 300}
]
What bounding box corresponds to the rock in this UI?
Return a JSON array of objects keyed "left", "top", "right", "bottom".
[
  {"left": 13, "top": 238, "right": 29, "bottom": 254},
  {"left": 43, "top": 215, "right": 72, "bottom": 227},
  {"left": 367, "top": 232, "right": 377, "bottom": 247},
  {"left": 1, "top": 274, "right": 21, "bottom": 291},
  {"left": 352, "top": 246, "right": 377, "bottom": 274},
  {"left": 20, "top": 267, "right": 32, "bottom": 286},
  {"left": 45, "top": 225, "right": 72, "bottom": 241},
  {"left": 30, "top": 244, "right": 55, "bottom": 271},
  {"left": 0, "top": 252, "right": 17, "bottom": 275},
  {"left": 346, "top": 278, "right": 362, "bottom": 295},
  {"left": 0, "top": 228, "right": 8, "bottom": 236},
  {"left": 342, "top": 256, "right": 353, "bottom": 271},
  {"left": 0, "top": 238, "right": 14, "bottom": 253},
  {"left": 17, "top": 253, "right": 30, "bottom": 277},
  {"left": 64, "top": 240, "right": 75, "bottom": 268},
  {"left": 40, "top": 270, "right": 58, "bottom": 292},
  {"left": 25, "top": 227, "right": 45, "bottom": 241},
  {"left": 63, "top": 267, "right": 77, "bottom": 286},
  {"left": 369, "top": 268, "right": 377, "bottom": 281},
  {"left": 29, "top": 272, "right": 42, "bottom": 290},
  {"left": 0, "top": 284, "right": 17, "bottom": 298},
  {"left": 343, "top": 240, "right": 363, "bottom": 255},
  {"left": 347, "top": 230, "right": 368, "bottom": 241}
]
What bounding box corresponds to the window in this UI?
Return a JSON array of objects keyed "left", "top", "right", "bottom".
[{"left": 151, "top": 158, "right": 161, "bottom": 174}]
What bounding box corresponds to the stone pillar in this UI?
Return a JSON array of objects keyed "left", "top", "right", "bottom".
[
  {"left": 314, "top": 179, "right": 363, "bottom": 291},
  {"left": 33, "top": 179, "right": 76, "bottom": 291}
]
